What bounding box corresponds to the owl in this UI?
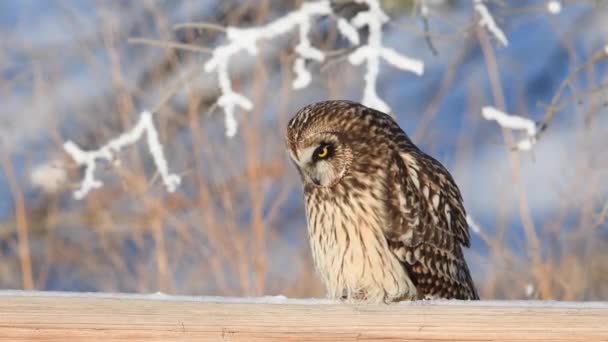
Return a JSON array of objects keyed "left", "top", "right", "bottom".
[{"left": 285, "top": 100, "right": 478, "bottom": 302}]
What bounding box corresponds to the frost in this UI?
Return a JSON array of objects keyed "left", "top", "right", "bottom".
[
  {"left": 336, "top": 18, "right": 360, "bottom": 45},
  {"left": 203, "top": 1, "right": 331, "bottom": 137},
  {"left": 482, "top": 106, "right": 537, "bottom": 151},
  {"left": 346, "top": 0, "right": 424, "bottom": 113},
  {"left": 547, "top": 1, "right": 562, "bottom": 14},
  {"left": 474, "top": 0, "right": 508, "bottom": 47},
  {"left": 420, "top": 2, "right": 430, "bottom": 17},
  {"left": 466, "top": 214, "right": 482, "bottom": 235},
  {"left": 63, "top": 111, "right": 181, "bottom": 200},
  {"left": 1, "top": 290, "right": 608, "bottom": 309},
  {"left": 525, "top": 283, "right": 535, "bottom": 297},
  {"left": 204, "top": 0, "right": 423, "bottom": 134},
  {"left": 62, "top": 0, "right": 427, "bottom": 198},
  {"left": 0, "top": 290, "right": 336, "bottom": 305},
  {"left": 30, "top": 160, "right": 68, "bottom": 194}
]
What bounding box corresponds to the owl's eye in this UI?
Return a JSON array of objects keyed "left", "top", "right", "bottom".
[
  {"left": 317, "top": 146, "right": 328, "bottom": 158},
  {"left": 313, "top": 143, "right": 333, "bottom": 161}
]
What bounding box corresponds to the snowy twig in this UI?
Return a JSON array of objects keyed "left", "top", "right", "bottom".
[
  {"left": 63, "top": 111, "right": 181, "bottom": 200},
  {"left": 418, "top": 0, "right": 438, "bottom": 55},
  {"left": 525, "top": 283, "right": 536, "bottom": 298},
  {"left": 466, "top": 214, "right": 483, "bottom": 236},
  {"left": 348, "top": 0, "right": 424, "bottom": 113},
  {"left": 30, "top": 160, "right": 68, "bottom": 194},
  {"left": 592, "top": 200, "right": 608, "bottom": 230},
  {"left": 465, "top": 214, "right": 495, "bottom": 246},
  {"left": 473, "top": 0, "right": 508, "bottom": 47},
  {"left": 203, "top": 1, "right": 332, "bottom": 137},
  {"left": 482, "top": 106, "right": 537, "bottom": 151},
  {"left": 481, "top": 47, "right": 608, "bottom": 152},
  {"left": 202, "top": 0, "right": 423, "bottom": 135},
  {"left": 546, "top": 1, "right": 562, "bottom": 14}
]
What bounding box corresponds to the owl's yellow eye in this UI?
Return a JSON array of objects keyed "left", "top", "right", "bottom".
[
  {"left": 312, "top": 143, "right": 333, "bottom": 162},
  {"left": 317, "top": 146, "right": 329, "bottom": 158}
]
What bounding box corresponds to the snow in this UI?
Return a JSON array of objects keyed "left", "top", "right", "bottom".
[
  {"left": 547, "top": 1, "right": 562, "bottom": 15},
  {"left": 347, "top": 0, "right": 424, "bottom": 113},
  {"left": 0, "top": 291, "right": 607, "bottom": 308},
  {"left": 420, "top": 2, "right": 430, "bottom": 17},
  {"left": 481, "top": 106, "right": 537, "bottom": 151},
  {"left": 63, "top": 111, "right": 181, "bottom": 199},
  {"left": 204, "top": 0, "right": 423, "bottom": 134},
  {"left": 474, "top": 0, "right": 509, "bottom": 47},
  {"left": 55, "top": 0, "right": 425, "bottom": 199},
  {"left": 30, "top": 160, "right": 68, "bottom": 194},
  {"left": 336, "top": 18, "right": 360, "bottom": 45},
  {"left": 525, "top": 284, "right": 535, "bottom": 297},
  {"left": 203, "top": 1, "right": 331, "bottom": 137},
  {"left": 465, "top": 214, "right": 482, "bottom": 235},
  {"left": 0, "top": 290, "right": 335, "bottom": 305}
]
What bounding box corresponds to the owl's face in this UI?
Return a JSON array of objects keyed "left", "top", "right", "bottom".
[
  {"left": 286, "top": 100, "right": 395, "bottom": 189},
  {"left": 287, "top": 131, "right": 352, "bottom": 187}
]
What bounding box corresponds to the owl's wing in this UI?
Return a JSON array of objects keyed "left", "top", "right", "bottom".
[{"left": 384, "top": 150, "right": 478, "bottom": 300}]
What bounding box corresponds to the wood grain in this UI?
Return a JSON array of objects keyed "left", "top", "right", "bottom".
[{"left": 0, "top": 292, "right": 606, "bottom": 341}]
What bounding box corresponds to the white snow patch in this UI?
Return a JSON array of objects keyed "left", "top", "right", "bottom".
[
  {"left": 1, "top": 291, "right": 607, "bottom": 308},
  {"left": 466, "top": 215, "right": 482, "bottom": 235},
  {"left": 337, "top": 18, "right": 360, "bottom": 45},
  {"left": 473, "top": 0, "right": 508, "bottom": 47},
  {"left": 525, "top": 284, "right": 535, "bottom": 297},
  {"left": 204, "top": 1, "right": 331, "bottom": 136},
  {"left": 481, "top": 106, "right": 537, "bottom": 151},
  {"left": 30, "top": 160, "right": 68, "bottom": 194},
  {"left": 547, "top": 1, "right": 562, "bottom": 14},
  {"left": 0, "top": 290, "right": 335, "bottom": 305}
]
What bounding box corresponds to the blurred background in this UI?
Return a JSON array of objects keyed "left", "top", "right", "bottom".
[{"left": 0, "top": 0, "right": 607, "bottom": 300}]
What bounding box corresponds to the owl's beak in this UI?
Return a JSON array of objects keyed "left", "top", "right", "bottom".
[{"left": 299, "top": 165, "right": 320, "bottom": 186}]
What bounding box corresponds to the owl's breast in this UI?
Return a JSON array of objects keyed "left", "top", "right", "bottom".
[{"left": 304, "top": 190, "right": 417, "bottom": 302}]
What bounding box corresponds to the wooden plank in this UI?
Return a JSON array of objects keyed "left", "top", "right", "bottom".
[{"left": 0, "top": 292, "right": 606, "bottom": 341}]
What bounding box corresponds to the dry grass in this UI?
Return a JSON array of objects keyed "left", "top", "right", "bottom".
[{"left": 0, "top": 1, "right": 606, "bottom": 300}]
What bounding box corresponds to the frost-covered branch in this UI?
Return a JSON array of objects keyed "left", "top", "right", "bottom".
[
  {"left": 465, "top": 214, "right": 483, "bottom": 236},
  {"left": 63, "top": 111, "right": 181, "bottom": 200},
  {"left": 348, "top": 0, "right": 424, "bottom": 113},
  {"left": 466, "top": 214, "right": 494, "bottom": 247},
  {"left": 546, "top": 1, "right": 562, "bottom": 14},
  {"left": 481, "top": 47, "right": 608, "bottom": 152},
  {"left": 30, "top": 160, "right": 68, "bottom": 194},
  {"left": 482, "top": 106, "right": 537, "bottom": 151},
  {"left": 203, "top": 1, "right": 332, "bottom": 137},
  {"left": 202, "top": 0, "right": 423, "bottom": 135},
  {"left": 418, "top": 0, "right": 438, "bottom": 55},
  {"left": 473, "top": 0, "right": 508, "bottom": 47}
]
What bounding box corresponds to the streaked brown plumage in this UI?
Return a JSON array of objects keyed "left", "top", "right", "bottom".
[{"left": 285, "top": 100, "right": 478, "bottom": 302}]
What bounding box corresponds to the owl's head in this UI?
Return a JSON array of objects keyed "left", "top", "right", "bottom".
[
  {"left": 285, "top": 101, "right": 363, "bottom": 188},
  {"left": 286, "top": 130, "right": 352, "bottom": 187}
]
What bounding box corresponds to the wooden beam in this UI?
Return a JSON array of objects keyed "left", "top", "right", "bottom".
[{"left": 0, "top": 292, "right": 606, "bottom": 341}]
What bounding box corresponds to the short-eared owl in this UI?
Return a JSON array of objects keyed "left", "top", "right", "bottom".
[{"left": 286, "top": 100, "right": 478, "bottom": 302}]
